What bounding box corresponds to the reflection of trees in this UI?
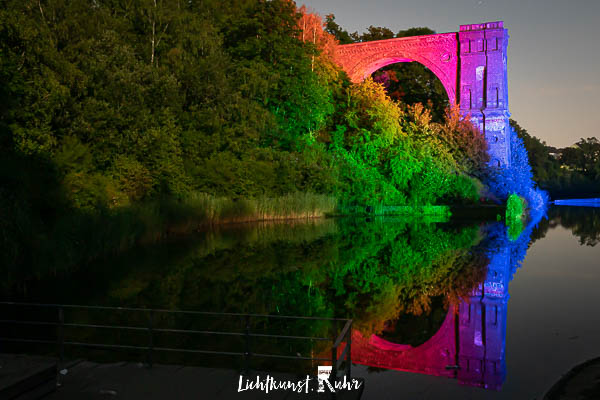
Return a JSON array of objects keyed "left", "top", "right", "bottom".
[
  {"left": 322, "top": 219, "right": 489, "bottom": 335},
  {"left": 530, "top": 206, "right": 600, "bottom": 247},
  {"left": 521, "top": 206, "right": 600, "bottom": 249},
  {"left": 378, "top": 296, "right": 447, "bottom": 347},
  {"left": 77, "top": 217, "right": 489, "bottom": 340},
  {"left": 8, "top": 217, "right": 492, "bottom": 368},
  {"left": 551, "top": 206, "right": 600, "bottom": 246},
  {"left": 528, "top": 214, "right": 552, "bottom": 244}
]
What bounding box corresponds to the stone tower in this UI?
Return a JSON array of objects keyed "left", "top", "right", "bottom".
[{"left": 459, "top": 22, "right": 511, "bottom": 167}]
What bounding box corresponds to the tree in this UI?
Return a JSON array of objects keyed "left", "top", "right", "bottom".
[
  {"left": 396, "top": 27, "right": 435, "bottom": 38},
  {"left": 324, "top": 14, "right": 353, "bottom": 44},
  {"left": 510, "top": 119, "right": 560, "bottom": 183},
  {"left": 356, "top": 25, "right": 395, "bottom": 42}
]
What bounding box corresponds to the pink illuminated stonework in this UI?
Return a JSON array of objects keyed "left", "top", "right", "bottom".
[
  {"left": 345, "top": 246, "right": 512, "bottom": 390},
  {"left": 334, "top": 33, "right": 459, "bottom": 104},
  {"left": 334, "top": 21, "right": 511, "bottom": 167}
]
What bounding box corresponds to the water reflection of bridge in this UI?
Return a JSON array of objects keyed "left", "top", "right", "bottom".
[{"left": 350, "top": 246, "right": 512, "bottom": 390}]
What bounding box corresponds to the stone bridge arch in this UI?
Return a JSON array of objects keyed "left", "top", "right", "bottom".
[
  {"left": 333, "top": 22, "right": 512, "bottom": 167},
  {"left": 334, "top": 33, "right": 459, "bottom": 105}
]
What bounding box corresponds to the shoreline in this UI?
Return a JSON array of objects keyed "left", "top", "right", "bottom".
[{"left": 544, "top": 357, "right": 600, "bottom": 400}]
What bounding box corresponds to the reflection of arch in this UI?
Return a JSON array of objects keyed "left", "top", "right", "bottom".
[
  {"left": 343, "top": 246, "right": 512, "bottom": 390},
  {"left": 352, "top": 304, "right": 458, "bottom": 378},
  {"left": 333, "top": 22, "right": 512, "bottom": 167}
]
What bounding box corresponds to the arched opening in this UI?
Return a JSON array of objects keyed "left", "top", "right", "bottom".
[
  {"left": 377, "top": 296, "right": 448, "bottom": 346},
  {"left": 333, "top": 32, "right": 460, "bottom": 109},
  {"left": 371, "top": 60, "right": 450, "bottom": 122},
  {"left": 349, "top": 304, "right": 459, "bottom": 378}
]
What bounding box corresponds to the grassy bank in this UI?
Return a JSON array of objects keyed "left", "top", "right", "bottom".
[
  {"left": 1, "top": 192, "right": 337, "bottom": 275},
  {"left": 70, "top": 191, "right": 338, "bottom": 248},
  {"left": 449, "top": 204, "right": 506, "bottom": 222},
  {"left": 3, "top": 187, "right": 511, "bottom": 278},
  {"left": 336, "top": 204, "right": 451, "bottom": 219},
  {"left": 176, "top": 192, "right": 338, "bottom": 229}
]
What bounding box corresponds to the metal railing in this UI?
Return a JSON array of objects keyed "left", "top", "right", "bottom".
[
  {"left": 331, "top": 318, "right": 352, "bottom": 385},
  {"left": 0, "top": 302, "right": 352, "bottom": 381}
]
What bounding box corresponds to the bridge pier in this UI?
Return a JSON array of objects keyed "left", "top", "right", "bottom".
[
  {"left": 458, "top": 22, "right": 511, "bottom": 167},
  {"left": 457, "top": 245, "right": 510, "bottom": 389}
]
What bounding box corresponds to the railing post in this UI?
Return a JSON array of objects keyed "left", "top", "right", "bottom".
[
  {"left": 346, "top": 320, "right": 352, "bottom": 379},
  {"left": 57, "top": 307, "right": 64, "bottom": 386},
  {"left": 331, "top": 342, "right": 337, "bottom": 398},
  {"left": 243, "top": 315, "right": 250, "bottom": 374},
  {"left": 58, "top": 307, "right": 64, "bottom": 364},
  {"left": 147, "top": 310, "right": 153, "bottom": 368}
]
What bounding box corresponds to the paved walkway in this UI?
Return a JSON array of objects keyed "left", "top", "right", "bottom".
[{"left": 0, "top": 354, "right": 56, "bottom": 399}]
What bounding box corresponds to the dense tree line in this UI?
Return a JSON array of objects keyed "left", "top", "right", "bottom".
[
  {"left": 0, "top": 1, "right": 487, "bottom": 205},
  {"left": 511, "top": 120, "right": 600, "bottom": 198},
  {"left": 1, "top": 0, "right": 529, "bottom": 270}
]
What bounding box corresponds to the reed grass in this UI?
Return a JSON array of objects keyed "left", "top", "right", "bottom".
[
  {"left": 2, "top": 192, "right": 338, "bottom": 275},
  {"left": 186, "top": 192, "right": 337, "bottom": 223}
]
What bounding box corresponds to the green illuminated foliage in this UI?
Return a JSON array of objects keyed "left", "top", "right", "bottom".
[
  {"left": 506, "top": 194, "right": 527, "bottom": 240},
  {"left": 331, "top": 79, "right": 485, "bottom": 210},
  {"left": 1, "top": 0, "right": 492, "bottom": 268},
  {"left": 506, "top": 194, "right": 526, "bottom": 221}
]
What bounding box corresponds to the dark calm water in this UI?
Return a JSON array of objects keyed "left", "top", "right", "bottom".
[{"left": 2, "top": 205, "right": 600, "bottom": 399}]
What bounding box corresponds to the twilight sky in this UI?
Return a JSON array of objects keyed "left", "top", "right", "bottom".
[{"left": 300, "top": 0, "right": 600, "bottom": 148}]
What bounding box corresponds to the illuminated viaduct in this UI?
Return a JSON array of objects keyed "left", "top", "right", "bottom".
[
  {"left": 347, "top": 245, "right": 513, "bottom": 390},
  {"left": 334, "top": 21, "right": 511, "bottom": 167}
]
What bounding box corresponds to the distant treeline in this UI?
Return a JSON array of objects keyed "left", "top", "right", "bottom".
[{"left": 511, "top": 121, "right": 600, "bottom": 198}]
